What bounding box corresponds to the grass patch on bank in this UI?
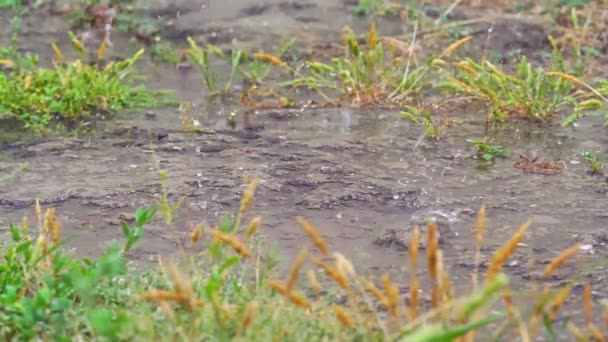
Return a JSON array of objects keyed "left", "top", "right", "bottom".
[
  {"left": 0, "top": 35, "right": 160, "bottom": 133},
  {"left": 0, "top": 177, "right": 605, "bottom": 341}
]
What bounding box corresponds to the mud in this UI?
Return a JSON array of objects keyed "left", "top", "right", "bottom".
[{"left": 1, "top": 0, "right": 608, "bottom": 329}]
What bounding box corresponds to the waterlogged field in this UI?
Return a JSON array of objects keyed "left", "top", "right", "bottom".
[{"left": 1, "top": 0, "right": 608, "bottom": 340}]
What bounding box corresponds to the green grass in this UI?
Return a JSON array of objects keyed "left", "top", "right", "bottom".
[
  {"left": 434, "top": 53, "right": 602, "bottom": 128},
  {"left": 581, "top": 150, "right": 604, "bottom": 175},
  {"left": 0, "top": 36, "right": 159, "bottom": 133}
]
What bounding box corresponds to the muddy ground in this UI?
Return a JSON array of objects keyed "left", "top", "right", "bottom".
[{"left": 1, "top": 0, "right": 608, "bottom": 326}]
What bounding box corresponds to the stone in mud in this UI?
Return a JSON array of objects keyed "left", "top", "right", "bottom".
[
  {"left": 375, "top": 220, "right": 447, "bottom": 250},
  {"left": 375, "top": 208, "right": 474, "bottom": 250}
]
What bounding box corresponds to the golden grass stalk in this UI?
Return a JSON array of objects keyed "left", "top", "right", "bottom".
[
  {"left": 409, "top": 225, "right": 420, "bottom": 268},
  {"left": 45, "top": 208, "right": 62, "bottom": 244},
  {"left": 311, "top": 256, "right": 348, "bottom": 290},
  {"left": 581, "top": 283, "right": 605, "bottom": 341},
  {"left": 584, "top": 282, "right": 593, "bottom": 324},
  {"left": 382, "top": 273, "right": 401, "bottom": 323},
  {"left": 286, "top": 248, "right": 308, "bottom": 291},
  {"left": 239, "top": 177, "right": 260, "bottom": 215},
  {"left": 97, "top": 37, "right": 108, "bottom": 61},
  {"left": 503, "top": 286, "right": 514, "bottom": 320},
  {"left": 543, "top": 243, "right": 581, "bottom": 277},
  {"left": 296, "top": 216, "right": 329, "bottom": 256},
  {"left": 439, "top": 268, "right": 453, "bottom": 304},
  {"left": 168, "top": 264, "right": 195, "bottom": 304},
  {"left": 190, "top": 224, "right": 202, "bottom": 245},
  {"left": 441, "top": 35, "right": 473, "bottom": 57},
  {"left": 51, "top": 42, "right": 63, "bottom": 64},
  {"left": 137, "top": 290, "right": 203, "bottom": 308},
  {"left": 453, "top": 61, "right": 478, "bottom": 76},
  {"left": 254, "top": 53, "right": 287, "bottom": 68},
  {"left": 334, "top": 252, "right": 355, "bottom": 278},
  {"left": 287, "top": 291, "right": 312, "bottom": 310},
  {"left": 486, "top": 220, "right": 532, "bottom": 283},
  {"left": 473, "top": 205, "right": 486, "bottom": 291},
  {"left": 548, "top": 71, "right": 608, "bottom": 103},
  {"left": 245, "top": 216, "right": 262, "bottom": 239},
  {"left": 589, "top": 323, "right": 605, "bottom": 342},
  {"left": 210, "top": 229, "right": 251, "bottom": 258},
  {"left": 484, "top": 60, "right": 504, "bottom": 76},
  {"left": 549, "top": 283, "right": 573, "bottom": 320},
  {"left": 368, "top": 21, "right": 378, "bottom": 49},
  {"left": 408, "top": 277, "right": 419, "bottom": 321},
  {"left": 365, "top": 280, "right": 390, "bottom": 308},
  {"left": 475, "top": 205, "right": 487, "bottom": 248},
  {"left": 268, "top": 279, "right": 288, "bottom": 296},
  {"left": 567, "top": 322, "right": 588, "bottom": 342},
  {"left": 334, "top": 305, "right": 354, "bottom": 329},
  {"left": 426, "top": 221, "right": 440, "bottom": 310},
  {"left": 35, "top": 199, "right": 42, "bottom": 233},
  {"left": 241, "top": 301, "right": 257, "bottom": 332},
  {"left": 307, "top": 269, "right": 322, "bottom": 295},
  {"left": 426, "top": 221, "right": 439, "bottom": 280}
]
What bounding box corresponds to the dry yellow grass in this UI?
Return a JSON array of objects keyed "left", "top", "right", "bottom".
[
  {"left": 543, "top": 243, "right": 581, "bottom": 277},
  {"left": 239, "top": 177, "right": 260, "bottom": 215},
  {"left": 473, "top": 206, "right": 486, "bottom": 291},
  {"left": 311, "top": 256, "right": 348, "bottom": 290},
  {"left": 240, "top": 301, "right": 257, "bottom": 331},
  {"left": 254, "top": 53, "right": 287, "bottom": 68},
  {"left": 246, "top": 216, "right": 262, "bottom": 239},
  {"left": 333, "top": 305, "right": 354, "bottom": 329},
  {"left": 441, "top": 35, "right": 473, "bottom": 57},
  {"left": 209, "top": 229, "right": 251, "bottom": 258},
  {"left": 486, "top": 220, "right": 532, "bottom": 283},
  {"left": 307, "top": 269, "right": 322, "bottom": 295},
  {"left": 190, "top": 224, "right": 202, "bottom": 245},
  {"left": 296, "top": 216, "right": 329, "bottom": 256},
  {"left": 286, "top": 248, "right": 308, "bottom": 291}
]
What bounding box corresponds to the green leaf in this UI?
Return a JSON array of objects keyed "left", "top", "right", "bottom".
[
  {"left": 543, "top": 313, "right": 557, "bottom": 342},
  {"left": 135, "top": 206, "right": 156, "bottom": 227},
  {"left": 120, "top": 221, "right": 131, "bottom": 239},
  {"left": 89, "top": 308, "right": 114, "bottom": 337}
]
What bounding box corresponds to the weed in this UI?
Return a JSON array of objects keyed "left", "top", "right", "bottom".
[
  {"left": 580, "top": 150, "right": 603, "bottom": 174},
  {"left": 468, "top": 139, "right": 510, "bottom": 161},
  {"left": 0, "top": 36, "right": 158, "bottom": 133},
  {"left": 436, "top": 54, "right": 596, "bottom": 127},
  {"left": 402, "top": 105, "right": 440, "bottom": 139},
  {"left": 186, "top": 37, "right": 294, "bottom": 97},
  {"left": 150, "top": 40, "right": 180, "bottom": 64},
  {"left": 354, "top": 0, "right": 397, "bottom": 16},
  {"left": 282, "top": 24, "right": 472, "bottom": 107}
]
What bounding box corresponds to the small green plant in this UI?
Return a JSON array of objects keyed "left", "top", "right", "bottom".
[
  {"left": 401, "top": 105, "right": 439, "bottom": 139},
  {"left": 186, "top": 37, "right": 294, "bottom": 97},
  {"left": 120, "top": 206, "right": 156, "bottom": 252},
  {"left": 354, "top": 0, "right": 396, "bottom": 16},
  {"left": 580, "top": 150, "right": 603, "bottom": 174},
  {"left": 150, "top": 40, "right": 180, "bottom": 64},
  {"left": 436, "top": 32, "right": 605, "bottom": 128},
  {"left": 468, "top": 139, "right": 510, "bottom": 161},
  {"left": 156, "top": 169, "right": 181, "bottom": 225},
  {"left": 282, "top": 24, "right": 472, "bottom": 106}
]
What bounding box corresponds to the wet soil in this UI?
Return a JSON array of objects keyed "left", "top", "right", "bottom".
[{"left": 2, "top": 0, "right": 608, "bottom": 333}]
